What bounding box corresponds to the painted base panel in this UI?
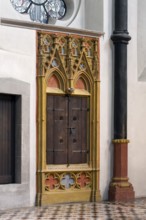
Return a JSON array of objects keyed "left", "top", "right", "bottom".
[{"left": 37, "top": 190, "right": 101, "bottom": 205}]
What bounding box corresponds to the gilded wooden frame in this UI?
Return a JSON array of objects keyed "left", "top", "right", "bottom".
[{"left": 36, "top": 31, "right": 101, "bottom": 205}]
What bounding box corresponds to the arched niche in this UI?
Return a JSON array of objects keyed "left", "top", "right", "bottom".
[
  {"left": 48, "top": 75, "right": 60, "bottom": 88},
  {"left": 75, "top": 77, "right": 86, "bottom": 90},
  {"left": 45, "top": 70, "right": 66, "bottom": 94},
  {"left": 74, "top": 72, "right": 93, "bottom": 95}
]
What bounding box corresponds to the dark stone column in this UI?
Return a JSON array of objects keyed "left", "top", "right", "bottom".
[{"left": 108, "top": 0, "right": 135, "bottom": 201}]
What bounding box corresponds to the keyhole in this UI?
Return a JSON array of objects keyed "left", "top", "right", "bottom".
[
  {"left": 60, "top": 138, "right": 63, "bottom": 143},
  {"left": 73, "top": 139, "right": 77, "bottom": 143},
  {"left": 73, "top": 116, "right": 77, "bottom": 121},
  {"left": 60, "top": 116, "right": 63, "bottom": 120},
  {"left": 69, "top": 128, "right": 75, "bottom": 135}
]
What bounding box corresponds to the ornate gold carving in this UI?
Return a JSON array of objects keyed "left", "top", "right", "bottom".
[
  {"left": 110, "top": 177, "right": 131, "bottom": 188},
  {"left": 37, "top": 32, "right": 99, "bottom": 84},
  {"left": 44, "top": 171, "right": 92, "bottom": 191},
  {"left": 112, "top": 177, "right": 129, "bottom": 182},
  {"left": 112, "top": 139, "right": 130, "bottom": 144},
  {"left": 76, "top": 172, "right": 92, "bottom": 189},
  {"left": 36, "top": 31, "right": 101, "bottom": 204},
  {"left": 110, "top": 182, "right": 132, "bottom": 188},
  {"left": 45, "top": 173, "right": 60, "bottom": 191}
]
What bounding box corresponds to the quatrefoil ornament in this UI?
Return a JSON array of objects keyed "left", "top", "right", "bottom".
[{"left": 10, "top": 0, "right": 66, "bottom": 24}]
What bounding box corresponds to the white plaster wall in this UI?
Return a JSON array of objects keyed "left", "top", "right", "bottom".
[
  {"left": 84, "top": 0, "right": 103, "bottom": 32},
  {"left": 69, "top": 0, "right": 85, "bottom": 29},
  {"left": 137, "top": 0, "right": 146, "bottom": 80},
  {"left": 128, "top": 0, "right": 146, "bottom": 197},
  {"left": 0, "top": 25, "right": 36, "bottom": 207},
  {"left": 100, "top": 0, "right": 114, "bottom": 200}
]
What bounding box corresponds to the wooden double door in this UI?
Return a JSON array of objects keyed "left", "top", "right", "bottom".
[{"left": 46, "top": 95, "right": 89, "bottom": 165}]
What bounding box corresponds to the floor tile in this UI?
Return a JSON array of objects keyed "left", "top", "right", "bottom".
[{"left": 1, "top": 198, "right": 146, "bottom": 219}]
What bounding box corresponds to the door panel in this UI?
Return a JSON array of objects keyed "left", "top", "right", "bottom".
[
  {"left": 68, "top": 97, "right": 82, "bottom": 164},
  {"left": 53, "top": 96, "right": 68, "bottom": 164},
  {"left": 0, "top": 95, "right": 15, "bottom": 184},
  {"left": 46, "top": 96, "right": 68, "bottom": 164},
  {"left": 46, "top": 96, "right": 54, "bottom": 164},
  {"left": 46, "top": 95, "right": 89, "bottom": 165},
  {"left": 68, "top": 97, "right": 88, "bottom": 164},
  {"left": 81, "top": 97, "right": 88, "bottom": 163}
]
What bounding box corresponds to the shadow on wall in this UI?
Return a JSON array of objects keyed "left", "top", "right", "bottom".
[
  {"left": 84, "top": 0, "right": 103, "bottom": 32},
  {"left": 138, "top": 67, "right": 146, "bottom": 81},
  {"left": 102, "top": 142, "right": 114, "bottom": 200}
]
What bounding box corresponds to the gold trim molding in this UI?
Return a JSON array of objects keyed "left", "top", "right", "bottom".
[
  {"left": 112, "top": 177, "right": 129, "bottom": 182},
  {"left": 112, "top": 139, "right": 130, "bottom": 144}
]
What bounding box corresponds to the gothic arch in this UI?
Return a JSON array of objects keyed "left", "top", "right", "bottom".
[
  {"left": 45, "top": 69, "right": 67, "bottom": 93},
  {"left": 73, "top": 71, "right": 94, "bottom": 93}
]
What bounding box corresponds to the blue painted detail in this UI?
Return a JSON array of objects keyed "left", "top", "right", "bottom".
[{"left": 61, "top": 174, "right": 75, "bottom": 189}]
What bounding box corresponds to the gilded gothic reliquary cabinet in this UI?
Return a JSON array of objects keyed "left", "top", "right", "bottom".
[{"left": 36, "top": 31, "right": 101, "bottom": 205}]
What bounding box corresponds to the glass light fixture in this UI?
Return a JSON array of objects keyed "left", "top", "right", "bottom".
[{"left": 10, "top": 0, "right": 66, "bottom": 24}]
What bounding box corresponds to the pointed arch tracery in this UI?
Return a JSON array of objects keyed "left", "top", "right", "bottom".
[
  {"left": 75, "top": 77, "right": 86, "bottom": 90},
  {"left": 45, "top": 68, "right": 67, "bottom": 92},
  {"left": 73, "top": 71, "right": 94, "bottom": 94},
  {"left": 48, "top": 75, "right": 60, "bottom": 88}
]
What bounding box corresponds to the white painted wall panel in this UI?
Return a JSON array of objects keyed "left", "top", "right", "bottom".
[{"left": 99, "top": 0, "right": 113, "bottom": 200}]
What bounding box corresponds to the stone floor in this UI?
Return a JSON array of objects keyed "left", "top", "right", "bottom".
[{"left": 1, "top": 198, "right": 146, "bottom": 220}]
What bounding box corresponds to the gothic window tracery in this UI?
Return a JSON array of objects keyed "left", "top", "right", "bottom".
[{"left": 10, "top": 0, "right": 66, "bottom": 23}]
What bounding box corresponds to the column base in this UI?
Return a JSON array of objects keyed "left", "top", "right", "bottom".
[
  {"left": 109, "top": 182, "right": 135, "bottom": 202},
  {"left": 109, "top": 140, "right": 135, "bottom": 202}
]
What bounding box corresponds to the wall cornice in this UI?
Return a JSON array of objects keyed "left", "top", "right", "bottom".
[{"left": 0, "top": 18, "right": 104, "bottom": 38}]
